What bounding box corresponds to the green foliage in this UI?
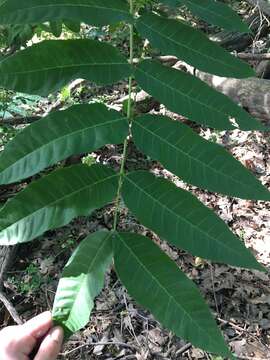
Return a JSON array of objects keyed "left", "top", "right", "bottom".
[
  {"left": 135, "top": 60, "right": 265, "bottom": 131},
  {"left": 0, "top": 88, "right": 13, "bottom": 117},
  {"left": 132, "top": 115, "right": 270, "bottom": 199},
  {"left": 0, "top": 90, "right": 41, "bottom": 119},
  {"left": 0, "top": 0, "right": 132, "bottom": 27},
  {"left": 0, "top": 24, "right": 34, "bottom": 50},
  {"left": 0, "top": 1, "right": 268, "bottom": 357},
  {"left": 0, "top": 39, "right": 131, "bottom": 95},
  {"left": 0, "top": 164, "right": 119, "bottom": 245},
  {"left": 8, "top": 263, "right": 43, "bottom": 294},
  {"left": 53, "top": 231, "right": 113, "bottom": 335},
  {"left": 0, "top": 21, "right": 80, "bottom": 53},
  {"left": 122, "top": 170, "right": 265, "bottom": 270},
  {"left": 114, "top": 232, "right": 231, "bottom": 357},
  {"left": 136, "top": 12, "right": 253, "bottom": 78},
  {"left": 160, "top": 0, "right": 250, "bottom": 32},
  {"left": 0, "top": 104, "right": 128, "bottom": 184}
]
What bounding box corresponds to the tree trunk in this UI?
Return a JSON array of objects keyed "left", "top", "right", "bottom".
[{"left": 195, "top": 71, "right": 270, "bottom": 122}]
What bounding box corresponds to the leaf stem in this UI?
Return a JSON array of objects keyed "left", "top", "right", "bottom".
[{"left": 113, "top": 0, "right": 134, "bottom": 231}]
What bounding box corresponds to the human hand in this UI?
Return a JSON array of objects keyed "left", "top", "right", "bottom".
[{"left": 0, "top": 311, "right": 63, "bottom": 360}]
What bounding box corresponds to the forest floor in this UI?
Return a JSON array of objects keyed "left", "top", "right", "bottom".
[{"left": 0, "top": 2, "right": 270, "bottom": 359}]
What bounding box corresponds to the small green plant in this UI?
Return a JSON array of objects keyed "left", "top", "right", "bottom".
[
  {"left": 0, "top": 88, "right": 12, "bottom": 118},
  {"left": 59, "top": 86, "right": 71, "bottom": 103},
  {"left": 61, "top": 238, "right": 76, "bottom": 249},
  {"left": 0, "top": 1, "right": 269, "bottom": 358},
  {"left": 82, "top": 154, "right": 96, "bottom": 167},
  {"left": 8, "top": 263, "right": 43, "bottom": 294}
]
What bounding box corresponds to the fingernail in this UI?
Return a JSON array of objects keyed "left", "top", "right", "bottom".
[{"left": 50, "top": 326, "right": 64, "bottom": 342}]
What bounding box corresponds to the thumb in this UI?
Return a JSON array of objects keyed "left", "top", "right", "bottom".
[
  {"left": 0, "top": 312, "right": 53, "bottom": 357},
  {"left": 22, "top": 311, "right": 53, "bottom": 340}
]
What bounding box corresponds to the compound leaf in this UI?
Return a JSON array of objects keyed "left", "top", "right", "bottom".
[
  {"left": 114, "top": 232, "right": 232, "bottom": 357},
  {"left": 135, "top": 60, "right": 266, "bottom": 131},
  {"left": 136, "top": 13, "right": 253, "bottom": 78},
  {"left": 122, "top": 171, "right": 264, "bottom": 271},
  {"left": 0, "top": 39, "right": 131, "bottom": 95},
  {"left": 53, "top": 230, "right": 113, "bottom": 335},
  {"left": 0, "top": 0, "right": 132, "bottom": 26},
  {"left": 160, "top": 0, "right": 250, "bottom": 33},
  {"left": 132, "top": 115, "right": 270, "bottom": 200},
  {"left": 0, "top": 104, "right": 128, "bottom": 185},
  {"left": 0, "top": 164, "right": 118, "bottom": 245}
]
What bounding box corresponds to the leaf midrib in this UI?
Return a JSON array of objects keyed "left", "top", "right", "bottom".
[
  {"left": 136, "top": 65, "right": 234, "bottom": 128},
  {"left": 0, "top": 172, "right": 117, "bottom": 232},
  {"left": 0, "top": 116, "right": 126, "bottom": 175},
  {"left": 7, "top": 62, "right": 128, "bottom": 76},
  {"left": 139, "top": 16, "right": 237, "bottom": 73},
  {"left": 116, "top": 232, "right": 218, "bottom": 349},
  {"left": 134, "top": 120, "right": 253, "bottom": 192},
  {"left": 65, "top": 232, "right": 112, "bottom": 328},
  {"left": 0, "top": 3, "right": 129, "bottom": 16},
  {"left": 125, "top": 175, "right": 243, "bottom": 259},
  {"left": 181, "top": 0, "right": 231, "bottom": 22}
]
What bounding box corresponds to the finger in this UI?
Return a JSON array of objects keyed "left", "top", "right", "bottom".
[
  {"left": 0, "top": 325, "right": 36, "bottom": 356},
  {"left": 22, "top": 311, "right": 52, "bottom": 339},
  {"left": 7, "top": 355, "right": 29, "bottom": 360},
  {"left": 18, "top": 355, "right": 29, "bottom": 360},
  {"left": 34, "top": 326, "right": 64, "bottom": 360}
]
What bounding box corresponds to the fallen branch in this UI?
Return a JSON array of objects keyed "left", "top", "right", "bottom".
[
  {"left": 132, "top": 55, "right": 178, "bottom": 66},
  {"left": 0, "top": 244, "right": 22, "bottom": 325},
  {"left": 60, "top": 341, "right": 137, "bottom": 357},
  {"left": 0, "top": 116, "right": 41, "bottom": 126},
  {"left": 246, "top": 0, "right": 270, "bottom": 17},
  {"left": 0, "top": 289, "right": 23, "bottom": 325},
  {"left": 175, "top": 343, "right": 192, "bottom": 356},
  {"left": 237, "top": 52, "right": 270, "bottom": 60},
  {"left": 0, "top": 246, "right": 18, "bottom": 285}
]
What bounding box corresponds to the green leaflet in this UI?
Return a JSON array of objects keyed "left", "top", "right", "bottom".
[
  {"left": 122, "top": 171, "right": 264, "bottom": 271},
  {"left": 53, "top": 231, "right": 113, "bottom": 336},
  {"left": 160, "top": 0, "right": 250, "bottom": 33},
  {"left": 64, "top": 20, "right": 81, "bottom": 33},
  {"left": 136, "top": 13, "right": 254, "bottom": 78},
  {"left": 49, "top": 21, "right": 63, "bottom": 37},
  {"left": 135, "top": 60, "right": 266, "bottom": 131},
  {"left": 0, "top": 103, "right": 128, "bottom": 185},
  {"left": 132, "top": 115, "right": 270, "bottom": 200},
  {"left": 0, "top": 0, "right": 132, "bottom": 26},
  {"left": 114, "top": 232, "right": 232, "bottom": 357},
  {"left": 0, "top": 164, "right": 118, "bottom": 245},
  {"left": 0, "top": 39, "right": 132, "bottom": 95}
]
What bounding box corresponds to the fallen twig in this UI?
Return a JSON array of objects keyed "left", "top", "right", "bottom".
[
  {"left": 59, "top": 341, "right": 137, "bottom": 357},
  {"left": 238, "top": 356, "right": 270, "bottom": 360},
  {"left": 0, "top": 116, "right": 41, "bottom": 126},
  {"left": 175, "top": 343, "right": 192, "bottom": 356},
  {"left": 237, "top": 52, "right": 270, "bottom": 60},
  {"left": 246, "top": 0, "right": 270, "bottom": 17},
  {"left": 0, "top": 289, "right": 23, "bottom": 325}
]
